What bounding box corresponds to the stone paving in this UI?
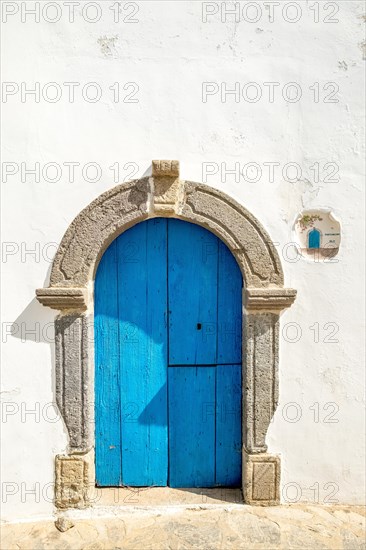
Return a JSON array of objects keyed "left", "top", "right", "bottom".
[{"left": 1, "top": 502, "right": 365, "bottom": 550}]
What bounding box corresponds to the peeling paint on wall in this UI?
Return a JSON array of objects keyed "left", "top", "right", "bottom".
[{"left": 97, "top": 35, "right": 118, "bottom": 57}]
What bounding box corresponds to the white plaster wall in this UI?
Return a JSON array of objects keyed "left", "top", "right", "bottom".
[{"left": 1, "top": 0, "right": 365, "bottom": 521}]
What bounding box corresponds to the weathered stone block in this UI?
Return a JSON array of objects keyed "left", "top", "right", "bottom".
[
  {"left": 36, "top": 287, "right": 88, "bottom": 311},
  {"left": 245, "top": 287, "right": 297, "bottom": 312},
  {"left": 55, "top": 455, "right": 90, "bottom": 509},
  {"left": 55, "top": 313, "right": 93, "bottom": 453},
  {"left": 54, "top": 517, "right": 74, "bottom": 532},
  {"left": 152, "top": 159, "right": 179, "bottom": 177},
  {"left": 153, "top": 176, "right": 182, "bottom": 214},
  {"left": 243, "top": 312, "right": 279, "bottom": 453},
  {"left": 152, "top": 160, "right": 181, "bottom": 214},
  {"left": 243, "top": 452, "right": 280, "bottom": 505}
]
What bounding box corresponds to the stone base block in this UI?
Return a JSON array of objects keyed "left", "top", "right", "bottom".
[
  {"left": 243, "top": 451, "right": 280, "bottom": 506},
  {"left": 55, "top": 454, "right": 91, "bottom": 509}
]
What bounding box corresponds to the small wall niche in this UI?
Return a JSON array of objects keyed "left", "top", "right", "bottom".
[{"left": 294, "top": 209, "right": 341, "bottom": 260}]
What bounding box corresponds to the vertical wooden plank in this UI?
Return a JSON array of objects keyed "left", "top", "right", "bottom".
[
  {"left": 168, "top": 366, "right": 215, "bottom": 487},
  {"left": 217, "top": 240, "right": 242, "bottom": 364},
  {"left": 215, "top": 364, "right": 242, "bottom": 487},
  {"left": 118, "top": 219, "right": 168, "bottom": 486},
  {"left": 95, "top": 241, "right": 122, "bottom": 486},
  {"left": 168, "top": 219, "right": 218, "bottom": 365}
]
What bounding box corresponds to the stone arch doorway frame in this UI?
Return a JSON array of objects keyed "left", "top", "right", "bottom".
[{"left": 36, "top": 160, "right": 296, "bottom": 508}]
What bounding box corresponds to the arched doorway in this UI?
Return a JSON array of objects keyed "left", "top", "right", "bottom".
[
  {"left": 36, "top": 160, "right": 296, "bottom": 507},
  {"left": 95, "top": 218, "right": 242, "bottom": 488},
  {"left": 308, "top": 228, "right": 321, "bottom": 249}
]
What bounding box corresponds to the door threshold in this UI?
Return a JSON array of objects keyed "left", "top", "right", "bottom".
[{"left": 92, "top": 487, "right": 243, "bottom": 508}]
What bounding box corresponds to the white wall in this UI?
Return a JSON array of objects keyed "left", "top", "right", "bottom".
[{"left": 1, "top": 0, "right": 365, "bottom": 521}]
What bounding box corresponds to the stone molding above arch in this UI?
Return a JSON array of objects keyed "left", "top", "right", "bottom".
[
  {"left": 36, "top": 160, "right": 295, "bottom": 309},
  {"left": 36, "top": 160, "right": 296, "bottom": 509}
]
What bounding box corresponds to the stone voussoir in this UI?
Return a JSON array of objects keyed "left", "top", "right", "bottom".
[{"left": 42, "top": 171, "right": 286, "bottom": 289}]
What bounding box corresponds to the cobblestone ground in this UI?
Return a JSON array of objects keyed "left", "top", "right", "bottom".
[{"left": 1, "top": 504, "right": 365, "bottom": 550}]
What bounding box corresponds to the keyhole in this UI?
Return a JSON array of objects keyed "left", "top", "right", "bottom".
[{"left": 197, "top": 323, "right": 202, "bottom": 330}]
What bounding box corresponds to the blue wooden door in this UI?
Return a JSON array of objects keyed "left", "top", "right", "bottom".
[
  {"left": 308, "top": 228, "right": 321, "bottom": 249},
  {"left": 95, "top": 219, "right": 242, "bottom": 487}
]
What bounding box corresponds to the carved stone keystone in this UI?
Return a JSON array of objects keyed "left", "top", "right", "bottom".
[
  {"left": 152, "top": 159, "right": 181, "bottom": 214},
  {"left": 152, "top": 159, "right": 180, "bottom": 177}
]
